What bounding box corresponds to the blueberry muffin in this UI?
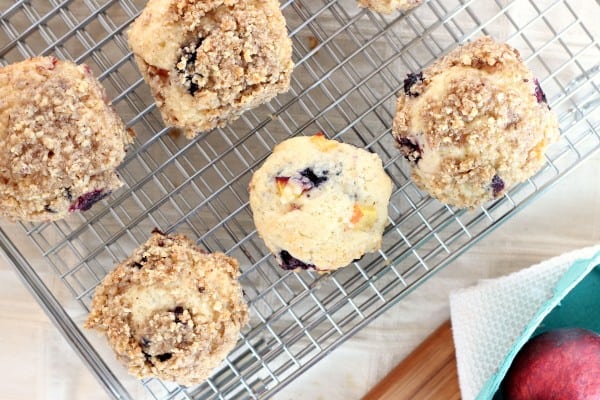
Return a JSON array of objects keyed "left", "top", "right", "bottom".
[
  {"left": 358, "top": 0, "right": 423, "bottom": 13},
  {"left": 128, "top": 0, "right": 294, "bottom": 138},
  {"left": 85, "top": 230, "right": 249, "bottom": 386},
  {"left": 392, "top": 36, "right": 559, "bottom": 208},
  {"left": 0, "top": 56, "right": 133, "bottom": 222},
  {"left": 249, "top": 134, "right": 393, "bottom": 272}
]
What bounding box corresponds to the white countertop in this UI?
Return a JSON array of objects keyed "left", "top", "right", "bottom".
[{"left": 1, "top": 150, "right": 598, "bottom": 399}]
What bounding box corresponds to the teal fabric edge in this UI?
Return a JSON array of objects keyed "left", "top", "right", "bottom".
[{"left": 475, "top": 249, "right": 600, "bottom": 400}]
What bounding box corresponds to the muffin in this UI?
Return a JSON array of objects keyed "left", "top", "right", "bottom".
[
  {"left": 358, "top": 0, "right": 423, "bottom": 13},
  {"left": 249, "top": 134, "right": 393, "bottom": 272},
  {"left": 85, "top": 230, "right": 249, "bottom": 386},
  {"left": 392, "top": 36, "right": 559, "bottom": 208},
  {"left": 0, "top": 56, "right": 133, "bottom": 222},
  {"left": 127, "top": 0, "right": 294, "bottom": 138}
]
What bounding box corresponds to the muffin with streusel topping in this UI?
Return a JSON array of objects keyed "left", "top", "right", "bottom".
[
  {"left": 0, "top": 56, "right": 132, "bottom": 222},
  {"left": 85, "top": 230, "right": 248, "bottom": 386},
  {"left": 128, "top": 0, "right": 294, "bottom": 138}
]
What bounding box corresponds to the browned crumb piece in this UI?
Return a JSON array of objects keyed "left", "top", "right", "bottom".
[
  {"left": 167, "top": 127, "right": 184, "bottom": 140},
  {"left": 392, "top": 36, "right": 559, "bottom": 208},
  {"left": 307, "top": 36, "right": 320, "bottom": 51},
  {"left": 357, "top": 0, "right": 423, "bottom": 13},
  {"left": 85, "top": 231, "right": 249, "bottom": 386},
  {"left": 0, "top": 56, "right": 133, "bottom": 222},
  {"left": 127, "top": 0, "right": 294, "bottom": 138}
]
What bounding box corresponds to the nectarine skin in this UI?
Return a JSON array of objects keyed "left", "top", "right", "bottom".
[{"left": 503, "top": 328, "right": 600, "bottom": 400}]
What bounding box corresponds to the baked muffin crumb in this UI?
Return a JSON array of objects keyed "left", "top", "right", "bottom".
[{"left": 357, "top": 0, "right": 423, "bottom": 13}]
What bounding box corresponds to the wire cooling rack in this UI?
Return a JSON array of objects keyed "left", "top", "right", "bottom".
[{"left": 0, "top": 0, "right": 598, "bottom": 398}]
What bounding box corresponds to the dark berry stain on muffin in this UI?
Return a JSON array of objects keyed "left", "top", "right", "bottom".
[
  {"left": 533, "top": 78, "right": 548, "bottom": 105},
  {"left": 177, "top": 38, "right": 205, "bottom": 96},
  {"left": 140, "top": 337, "right": 151, "bottom": 347},
  {"left": 142, "top": 351, "right": 154, "bottom": 365},
  {"left": 63, "top": 187, "right": 73, "bottom": 202},
  {"left": 44, "top": 204, "right": 57, "bottom": 213},
  {"left": 68, "top": 189, "right": 109, "bottom": 212},
  {"left": 132, "top": 255, "right": 148, "bottom": 269},
  {"left": 279, "top": 250, "right": 316, "bottom": 270},
  {"left": 299, "top": 168, "right": 328, "bottom": 188},
  {"left": 403, "top": 72, "right": 423, "bottom": 97},
  {"left": 397, "top": 137, "right": 422, "bottom": 163},
  {"left": 173, "top": 306, "right": 184, "bottom": 314},
  {"left": 156, "top": 353, "right": 173, "bottom": 362},
  {"left": 172, "top": 306, "right": 185, "bottom": 323},
  {"left": 276, "top": 169, "right": 328, "bottom": 194},
  {"left": 151, "top": 227, "right": 167, "bottom": 236},
  {"left": 491, "top": 175, "right": 505, "bottom": 197},
  {"left": 352, "top": 255, "right": 365, "bottom": 263}
]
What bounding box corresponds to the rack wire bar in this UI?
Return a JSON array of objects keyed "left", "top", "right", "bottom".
[{"left": 0, "top": 0, "right": 598, "bottom": 399}]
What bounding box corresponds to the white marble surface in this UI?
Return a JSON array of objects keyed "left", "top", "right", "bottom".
[{"left": 1, "top": 151, "right": 598, "bottom": 399}]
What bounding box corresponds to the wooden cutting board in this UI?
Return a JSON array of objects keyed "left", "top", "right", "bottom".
[{"left": 362, "top": 320, "right": 461, "bottom": 400}]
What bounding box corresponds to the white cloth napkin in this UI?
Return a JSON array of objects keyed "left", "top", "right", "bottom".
[{"left": 449, "top": 245, "right": 600, "bottom": 400}]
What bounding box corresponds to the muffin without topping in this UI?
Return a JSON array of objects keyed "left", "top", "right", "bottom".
[{"left": 249, "top": 134, "right": 393, "bottom": 272}]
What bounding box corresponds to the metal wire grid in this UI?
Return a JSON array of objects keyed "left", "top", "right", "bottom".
[{"left": 0, "top": 0, "right": 598, "bottom": 398}]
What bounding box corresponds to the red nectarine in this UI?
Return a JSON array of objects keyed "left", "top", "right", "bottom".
[{"left": 503, "top": 328, "right": 600, "bottom": 400}]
